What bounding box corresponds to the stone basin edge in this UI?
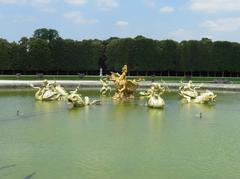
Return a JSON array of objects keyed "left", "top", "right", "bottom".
[{"left": 0, "top": 80, "right": 240, "bottom": 92}]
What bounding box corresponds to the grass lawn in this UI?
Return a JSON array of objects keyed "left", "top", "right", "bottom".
[{"left": 0, "top": 75, "right": 240, "bottom": 84}]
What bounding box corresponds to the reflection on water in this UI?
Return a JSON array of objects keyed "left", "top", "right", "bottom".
[
  {"left": 35, "top": 101, "right": 66, "bottom": 113},
  {"left": 0, "top": 90, "right": 240, "bottom": 179},
  {"left": 181, "top": 102, "right": 215, "bottom": 112},
  {"left": 67, "top": 105, "right": 91, "bottom": 120},
  {"left": 147, "top": 108, "right": 165, "bottom": 134},
  {"left": 148, "top": 108, "right": 165, "bottom": 120},
  {"left": 0, "top": 164, "right": 16, "bottom": 171}
]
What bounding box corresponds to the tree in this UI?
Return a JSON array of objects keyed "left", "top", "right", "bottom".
[
  {"left": 15, "top": 37, "right": 30, "bottom": 71},
  {"left": 0, "top": 38, "right": 11, "bottom": 71},
  {"left": 33, "top": 28, "right": 59, "bottom": 42},
  {"left": 158, "top": 40, "right": 179, "bottom": 72},
  {"left": 28, "top": 38, "right": 53, "bottom": 71}
]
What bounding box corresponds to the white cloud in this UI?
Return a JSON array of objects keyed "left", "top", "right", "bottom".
[
  {"left": 97, "top": 0, "right": 119, "bottom": 10},
  {"left": 0, "top": 0, "right": 52, "bottom": 4},
  {"left": 200, "top": 17, "right": 240, "bottom": 32},
  {"left": 160, "top": 6, "right": 175, "bottom": 13},
  {"left": 33, "top": 0, "right": 57, "bottom": 13},
  {"left": 169, "top": 28, "right": 188, "bottom": 38},
  {"left": 115, "top": 21, "right": 128, "bottom": 28},
  {"left": 0, "top": 0, "right": 22, "bottom": 3},
  {"left": 144, "top": 0, "right": 156, "bottom": 8},
  {"left": 0, "top": 0, "right": 56, "bottom": 12},
  {"left": 64, "top": 0, "right": 87, "bottom": 5},
  {"left": 168, "top": 28, "right": 196, "bottom": 41},
  {"left": 190, "top": 0, "right": 240, "bottom": 12},
  {"left": 33, "top": 0, "right": 52, "bottom": 5},
  {"left": 64, "top": 11, "right": 97, "bottom": 24}
]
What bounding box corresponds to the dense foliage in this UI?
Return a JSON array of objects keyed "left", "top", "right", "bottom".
[{"left": 0, "top": 29, "right": 240, "bottom": 75}]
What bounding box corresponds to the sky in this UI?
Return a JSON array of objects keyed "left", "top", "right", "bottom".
[{"left": 0, "top": 0, "right": 240, "bottom": 42}]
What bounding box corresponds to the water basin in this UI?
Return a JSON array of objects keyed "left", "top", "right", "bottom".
[{"left": 0, "top": 90, "right": 240, "bottom": 179}]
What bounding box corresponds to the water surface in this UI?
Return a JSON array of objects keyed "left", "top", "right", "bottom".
[{"left": 0, "top": 90, "right": 240, "bottom": 179}]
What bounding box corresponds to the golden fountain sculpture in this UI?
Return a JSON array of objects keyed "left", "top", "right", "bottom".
[
  {"left": 107, "top": 65, "right": 142, "bottom": 100},
  {"left": 179, "top": 80, "right": 217, "bottom": 104},
  {"left": 140, "top": 82, "right": 168, "bottom": 108}
]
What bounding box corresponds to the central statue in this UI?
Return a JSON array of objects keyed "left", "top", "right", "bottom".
[{"left": 107, "top": 65, "right": 141, "bottom": 100}]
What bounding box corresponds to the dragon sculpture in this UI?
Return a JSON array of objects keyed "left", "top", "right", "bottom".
[
  {"left": 67, "top": 86, "right": 101, "bottom": 107},
  {"left": 179, "top": 80, "right": 217, "bottom": 104},
  {"left": 107, "top": 65, "right": 142, "bottom": 100}
]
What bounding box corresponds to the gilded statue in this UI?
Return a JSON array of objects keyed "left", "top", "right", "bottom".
[
  {"left": 140, "top": 83, "right": 168, "bottom": 108},
  {"left": 140, "top": 82, "right": 167, "bottom": 97},
  {"left": 191, "top": 90, "right": 217, "bottom": 104},
  {"left": 179, "top": 80, "right": 199, "bottom": 99},
  {"left": 107, "top": 65, "right": 142, "bottom": 100},
  {"left": 179, "top": 81, "right": 216, "bottom": 104}
]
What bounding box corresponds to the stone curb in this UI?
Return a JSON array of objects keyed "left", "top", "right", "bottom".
[{"left": 0, "top": 80, "right": 240, "bottom": 92}]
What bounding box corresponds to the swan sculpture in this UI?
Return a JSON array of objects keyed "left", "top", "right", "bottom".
[
  {"left": 140, "top": 83, "right": 168, "bottom": 109},
  {"left": 179, "top": 81, "right": 217, "bottom": 104},
  {"left": 30, "top": 80, "right": 68, "bottom": 101},
  {"left": 191, "top": 90, "right": 217, "bottom": 104}
]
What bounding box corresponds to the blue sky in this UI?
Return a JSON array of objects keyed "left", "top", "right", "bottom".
[{"left": 0, "top": 0, "right": 240, "bottom": 42}]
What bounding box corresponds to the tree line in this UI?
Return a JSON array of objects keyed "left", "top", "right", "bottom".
[{"left": 0, "top": 28, "right": 240, "bottom": 76}]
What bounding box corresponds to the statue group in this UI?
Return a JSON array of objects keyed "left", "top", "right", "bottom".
[
  {"left": 30, "top": 80, "right": 100, "bottom": 107},
  {"left": 31, "top": 65, "right": 217, "bottom": 109},
  {"left": 178, "top": 80, "right": 217, "bottom": 104}
]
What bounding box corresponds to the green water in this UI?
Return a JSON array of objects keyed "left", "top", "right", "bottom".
[{"left": 0, "top": 90, "right": 240, "bottom": 179}]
